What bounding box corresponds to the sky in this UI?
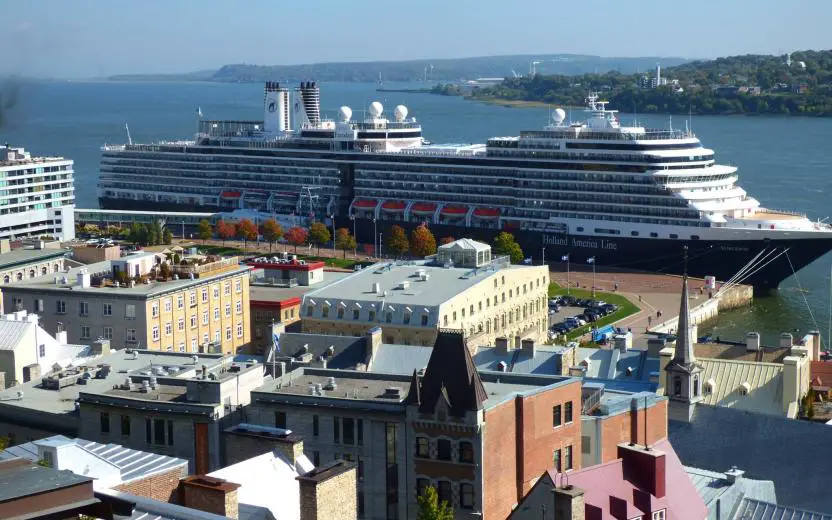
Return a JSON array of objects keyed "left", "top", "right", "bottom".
[{"left": 2, "top": 0, "right": 831, "bottom": 78}]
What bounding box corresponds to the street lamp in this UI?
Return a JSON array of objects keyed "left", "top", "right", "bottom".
[
  {"left": 349, "top": 215, "right": 357, "bottom": 258},
  {"left": 330, "top": 215, "right": 336, "bottom": 256},
  {"left": 373, "top": 218, "right": 378, "bottom": 258}
]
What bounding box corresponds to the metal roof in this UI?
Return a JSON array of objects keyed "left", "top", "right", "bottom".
[
  {"left": 698, "top": 358, "right": 785, "bottom": 416},
  {"left": 0, "top": 247, "right": 66, "bottom": 271},
  {"left": 733, "top": 498, "right": 832, "bottom": 520},
  {"left": 684, "top": 465, "right": 776, "bottom": 518},
  {"left": 0, "top": 319, "right": 32, "bottom": 351},
  {"left": 369, "top": 343, "right": 432, "bottom": 374}
]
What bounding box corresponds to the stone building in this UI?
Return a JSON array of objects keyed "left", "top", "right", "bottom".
[
  {"left": 0, "top": 239, "right": 67, "bottom": 287},
  {"left": 300, "top": 239, "right": 549, "bottom": 348},
  {"left": 1, "top": 253, "right": 251, "bottom": 355}
]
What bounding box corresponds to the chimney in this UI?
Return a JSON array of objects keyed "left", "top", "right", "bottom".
[
  {"left": 76, "top": 268, "right": 91, "bottom": 289},
  {"left": 495, "top": 336, "right": 510, "bottom": 355},
  {"left": 93, "top": 339, "right": 111, "bottom": 356},
  {"left": 724, "top": 466, "right": 744, "bottom": 483},
  {"left": 782, "top": 355, "right": 803, "bottom": 415},
  {"left": 646, "top": 337, "right": 667, "bottom": 358},
  {"left": 365, "top": 326, "right": 382, "bottom": 362},
  {"left": 55, "top": 331, "right": 68, "bottom": 345},
  {"left": 746, "top": 331, "right": 760, "bottom": 352},
  {"left": 657, "top": 347, "right": 674, "bottom": 395},
  {"left": 780, "top": 332, "right": 794, "bottom": 348},
  {"left": 617, "top": 443, "right": 666, "bottom": 499},
  {"left": 521, "top": 338, "right": 536, "bottom": 357},
  {"left": 179, "top": 475, "right": 240, "bottom": 519},
  {"left": 553, "top": 485, "right": 585, "bottom": 520},
  {"left": 809, "top": 331, "right": 821, "bottom": 361},
  {"left": 297, "top": 461, "right": 357, "bottom": 520}
]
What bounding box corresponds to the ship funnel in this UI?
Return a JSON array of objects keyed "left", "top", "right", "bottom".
[
  {"left": 264, "top": 81, "right": 291, "bottom": 133},
  {"left": 297, "top": 81, "right": 321, "bottom": 126}
]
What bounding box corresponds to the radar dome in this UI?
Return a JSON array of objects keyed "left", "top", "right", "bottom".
[
  {"left": 339, "top": 106, "right": 353, "bottom": 122},
  {"left": 369, "top": 101, "right": 384, "bottom": 118},
  {"left": 394, "top": 105, "right": 408, "bottom": 122},
  {"left": 553, "top": 108, "right": 567, "bottom": 124}
]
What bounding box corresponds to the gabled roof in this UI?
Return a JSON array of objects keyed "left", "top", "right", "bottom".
[
  {"left": 437, "top": 238, "right": 490, "bottom": 252},
  {"left": 409, "top": 329, "right": 487, "bottom": 416},
  {"left": 0, "top": 319, "right": 32, "bottom": 351}
]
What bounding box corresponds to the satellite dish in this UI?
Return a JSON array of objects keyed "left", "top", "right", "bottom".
[
  {"left": 394, "top": 105, "right": 408, "bottom": 122},
  {"left": 339, "top": 106, "right": 353, "bottom": 122},
  {"left": 369, "top": 101, "right": 383, "bottom": 118},
  {"left": 553, "top": 108, "right": 567, "bottom": 124}
]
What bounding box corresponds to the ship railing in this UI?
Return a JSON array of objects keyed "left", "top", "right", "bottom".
[
  {"left": 756, "top": 208, "right": 806, "bottom": 217},
  {"left": 519, "top": 129, "right": 695, "bottom": 141},
  {"left": 375, "top": 148, "right": 486, "bottom": 158}
]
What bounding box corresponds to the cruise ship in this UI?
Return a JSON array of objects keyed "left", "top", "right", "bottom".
[{"left": 98, "top": 82, "right": 832, "bottom": 289}]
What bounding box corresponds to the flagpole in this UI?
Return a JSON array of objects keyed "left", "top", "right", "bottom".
[
  {"left": 567, "top": 257, "right": 570, "bottom": 296},
  {"left": 592, "top": 260, "right": 596, "bottom": 299}
]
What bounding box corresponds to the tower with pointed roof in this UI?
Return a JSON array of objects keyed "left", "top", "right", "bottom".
[{"left": 665, "top": 248, "right": 704, "bottom": 422}]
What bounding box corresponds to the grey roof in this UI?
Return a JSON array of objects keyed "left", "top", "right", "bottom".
[
  {"left": 370, "top": 344, "right": 433, "bottom": 374},
  {"left": 249, "top": 271, "right": 351, "bottom": 302},
  {"left": 96, "top": 488, "right": 263, "bottom": 520},
  {"left": 4, "top": 259, "right": 249, "bottom": 297},
  {"left": 733, "top": 498, "right": 832, "bottom": 520},
  {"left": 0, "top": 247, "right": 67, "bottom": 271},
  {"left": 0, "top": 319, "right": 32, "bottom": 351},
  {"left": 0, "top": 458, "right": 91, "bottom": 502},
  {"left": 276, "top": 332, "right": 367, "bottom": 370},
  {"left": 669, "top": 405, "right": 832, "bottom": 513},
  {"left": 0, "top": 435, "right": 187, "bottom": 483},
  {"left": 684, "top": 466, "right": 776, "bottom": 520}
]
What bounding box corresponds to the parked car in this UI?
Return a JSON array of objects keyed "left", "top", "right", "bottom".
[{"left": 571, "top": 316, "right": 587, "bottom": 326}]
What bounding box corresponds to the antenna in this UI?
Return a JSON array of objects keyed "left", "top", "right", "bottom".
[{"left": 124, "top": 123, "right": 132, "bottom": 146}]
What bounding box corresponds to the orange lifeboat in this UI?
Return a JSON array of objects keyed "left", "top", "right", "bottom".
[
  {"left": 381, "top": 201, "right": 406, "bottom": 212},
  {"left": 412, "top": 202, "right": 437, "bottom": 214},
  {"left": 473, "top": 207, "right": 501, "bottom": 219},
  {"left": 441, "top": 205, "right": 467, "bottom": 215},
  {"left": 353, "top": 199, "right": 378, "bottom": 209}
]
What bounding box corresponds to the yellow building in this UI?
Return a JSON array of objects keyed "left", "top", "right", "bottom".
[
  {"left": 301, "top": 239, "right": 549, "bottom": 347},
  {"left": 0, "top": 253, "right": 251, "bottom": 355}
]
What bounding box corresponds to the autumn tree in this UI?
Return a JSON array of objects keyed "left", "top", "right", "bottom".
[
  {"left": 236, "top": 218, "right": 258, "bottom": 248},
  {"left": 334, "top": 227, "right": 357, "bottom": 259},
  {"left": 416, "top": 486, "right": 453, "bottom": 520},
  {"left": 385, "top": 225, "right": 410, "bottom": 258},
  {"left": 197, "top": 219, "right": 213, "bottom": 243},
  {"left": 410, "top": 224, "right": 436, "bottom": 258},
  {"left": 261, "top": 219, "right": 283, "bottom": 252},
  {"left": 308, "top": 221, "right": 331, "bottom": 254},
  {"left": 493, "top": 231, "right": 524, "bottom": 264},
  {"left": 215, "top": 220, "right": 236, "bottom": 247},
  {"left": 284, "top": 226, "right": 309, "bottom": 253},
  {"left": 439, "top": 236, "right": 455, "bottom": 246}
]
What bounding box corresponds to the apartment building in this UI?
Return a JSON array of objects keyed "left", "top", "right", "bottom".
[
  {"left": 301, "top": 239, "right": 549, "bottom": 348},
  {"left": 0, "top": 239, "right": 67, "bottom": 287},
  {"left": 1, "top": 253, "right": 251, "bottom": 355}
]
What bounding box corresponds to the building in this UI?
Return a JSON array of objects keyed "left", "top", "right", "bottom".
[
  {"left": 0, "top": 145, "right": 75, "bottom": 242},
  {"left": 0, "top": 239, "right": 68, "bottom": 286},
  {"left": 0, "top": 435, "right": 188, "bottom": 501},
  {"left": 243, "top": 330, "right": 581, "bottom": 520},
  {"left": 70, "top": 243, "right": 121, "bottom": 264},
  {"left": 247, "top": 255, "right": 327, "bottom": 287},
  {"left": 509, "top": 439, "right": 707, "bottom": 520},
  {"left": 659, "top": 276, "right": 813, "bottom": 419},
  {"left": 1, "top": 253, "right": 251, "bottom": 355},
  {"left": 0, "top": 310, "right": 107, "bottom": 388},
  {"left": 685, "top": 465, "right": 776, "bottom": 520},
  {"left": 301, "top": 239, "right": 549, "bottom": 347}
]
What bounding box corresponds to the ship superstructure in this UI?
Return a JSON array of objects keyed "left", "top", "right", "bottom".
[{"left": 98, "top": 85, "right": 832, "bottom": 288}]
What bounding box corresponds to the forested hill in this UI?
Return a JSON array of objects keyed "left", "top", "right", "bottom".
[
  {"left": 108, "top": 54, "right": 689, "bottom": 83},
  {"left": 454, "top": 50, "right": 832, "bottom": 116}
]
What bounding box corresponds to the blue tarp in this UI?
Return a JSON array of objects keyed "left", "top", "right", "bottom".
[{"left": 592, "top": 324, "right": 616, "bottom": 343}]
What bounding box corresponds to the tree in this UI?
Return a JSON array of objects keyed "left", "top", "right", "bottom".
[
  {"left": 197, "top": 219, "right": 213, "bottom": 244},
  {"left": 385, "top": 225, "right": 410, "bottom": 257},
  {"left": 416, "top": 486, "right": 453, "bottom": 520},
  {"left": 162, "top": 228, "right": 173, "bottom": 245},
  {"left": 493, "top": 232, "right": 524, "bottom": 264},
  {"left": 439, "top": 236, "right": 455, "bottom": 246},
  {"left": 410, "top": 224, "right": 436, "bottom": 258},
  {"left": 158, "top": 262, "right": 172, "bottom": 280},
  {"left": 215, "top": 220, "right": 236, "bottom": 247},
  {"left": 284, "top": 226, "right": 309, "bottom": 253},
  {"left": 308, "top": 222, "right": 331, "bottom": 254},
  {"left": 334, "top": 228, "right": 357, "bottom": 259},
  {"left": 261, "top": 219, "right": 283, "bottom": 253},
  {"left": 236, "top": 218, "right": 258, "bottom": 248},
  {"left": 127, "top": 223, "right": 146, "bottom": 245}
]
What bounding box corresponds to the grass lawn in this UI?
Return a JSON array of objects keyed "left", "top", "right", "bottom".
[
  {"left": 199, "top": 245, "right": 246, "bottom": 256},
  {"left": 548, "top": 282, "right": 640, "bottom": 341},
  {"left": 198, "top": 244, "right": 362, "bottom": 270},
  {"left": 300, "top": 255, "right": 362, "bottom": 270}
]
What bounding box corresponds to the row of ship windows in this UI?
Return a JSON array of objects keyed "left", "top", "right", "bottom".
[
  {"left": 518, "top": 203, "right": 699, "bottom": 218},
  {"left": 0, "top": 165, "right": 71, "bottom": 177},
  {"left": 516, "top": 212, "right": 708, "bottom": 227},
  {"left": 101, "top": 169, "right": 339, "bottom": 186},
  {"left": 487, "top": 146, "right": 714, "bottom": 163},
  {"left": 573, "top": 226, "right": 700, "bottom": 239},
  {"left": 103, "top": 154, "right": 335, "bottom": 169},
  {"left": 102, "top": 162, "right": 340, "bottom": 177}
]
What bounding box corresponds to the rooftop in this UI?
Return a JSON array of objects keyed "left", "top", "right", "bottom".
[
  {"left": 684, "top": 465, "right": 775, "bottom": 517},
  {"left": 95, "top": 488, "right": 242, "bottom": 520},
  {"left": 0, "top": 146, "right": 71, "bottom": 167},
  {"left": 694, "top": 343, "right": 791, "bottom": 363},
  {"left": 249, "top": 270, "right": 351, "bottom": 302},
  {"left": 0, "top": 457, "right": 91, "bottom": 503},
  {"left": 732, "top": 498, "right": 832, "bottom": 520},
  {"left": 0, "top": 318, "right": 32, "bottom": 351},
  {"left": 696, "top": 358, "right": 786, "bottom": 416},
  {"left": 0, "top": 247, "right": 67, "bottom": 271}
]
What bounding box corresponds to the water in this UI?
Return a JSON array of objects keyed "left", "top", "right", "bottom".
[{"left": 1, "top": 80, "right": 831, "bottom": 346}]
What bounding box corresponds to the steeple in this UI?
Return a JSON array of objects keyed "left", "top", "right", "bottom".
[{"left": 672, "top": 272, "right": 697, "bottom": 367}]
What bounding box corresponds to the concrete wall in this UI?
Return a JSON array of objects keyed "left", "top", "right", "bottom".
[
  {"left": 0, "top": 326, "right": 36, "bottom": 388},
  {"left": 651, "top": 297, "right": 719, "bottom": 334},
  {"left": 71, "top": 246, "right": 121, "bottom": 264},
  {"left": 717, "top": 284, "right": 754, "bottom": 311}
]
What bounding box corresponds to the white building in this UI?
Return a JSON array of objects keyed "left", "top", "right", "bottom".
[{"left": 0, "top": 145, "right": 75, "bottom": 241}]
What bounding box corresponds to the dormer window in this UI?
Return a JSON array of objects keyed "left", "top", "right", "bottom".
[
  {"left": 704, "top": 378, "right": 716, "bottom": 396},
  {"left": 652, "top": 509, "right": 666, "bottom": 520},
  {"left": 739, "top": 382, "right": 751, "bottom": 396}
]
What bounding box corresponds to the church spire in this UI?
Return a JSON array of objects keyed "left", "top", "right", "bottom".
[{"left": 673, "top": 246, "right": 696, "bottom": 366}]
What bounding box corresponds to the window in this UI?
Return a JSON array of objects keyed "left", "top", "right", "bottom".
[
  {"left": 55, "top": 300, "right": 66, "bottom": 314},
  {"left": 312, "top": 451, "right": 320, "bottom": 466},
  {"left": 631, "top": 231, "right": 640, "bottom": 236},
  {"left": 81, "top": 326, "right": 90, "bottom": 340},
  {"left": 100, "top": 412, "right": 110, "bottom": 434},
  {"left": 236, "top": 322, "right": 243, "bottom": 338},
  {"left": 650, "top": 232, "right": 659, "bottom": 238},
  {"left": 125, "top": 304, "right": 135, "bottom": 319},
  {"left": 459, "top": 441, "right": 474, "bottom": 463},
  {"left": 337, "top": 307, "right": 345, "bottom": 319},
  {"left": 274, "top": 411, "right": 287, "bottom": 429},
  {"left": 670, "top": 234, "right": 678, "bottom": 239},
  {"left": 152, "top": 326, "right": 159, "bottom": 341},
  {"left": 178, "top": 318, "right": 185, "bottom": 331},
  {"left": 553, "top": 449, "right": 562, "bottom": 472},
  {"left": 224, "top": 283, "right": 231, "bottom": 295},
  {"left": 121, "top": 415, "right": 131, "bottom": 436},
  {"left": 322, "top": 306, "right": 330, "bottom": 318},
  {"left": 178, "top": 342, "right": 185, "bottom": 352},
  {"left": 152, "top": 419, "right": 166, "bottom": 444},
  {"left": 35, "top": 299, "right": 43, "bottom": 312},
  {"left": 103, "top": 327, "right": 113, "bottom": 340},
  {"left": 437, "top": 439, "right": 451, "bottom": 461},
  {"left": 416, "top": 437, "right": 429, "bottom": 458},
  {"left": 403, "top": 311, "right": 411, "bottom": 324},
  {"left": 564, "top": 445, "right": 573, "bottom": 470},
  {"left": 202, "top": 310, "right": 209, "bottom": 325},
  {"left": 333, "top": 417, "right": 340, "bottom": 443},
  {"left": 189, "top": 291, "right": 196, "bottom": 306},
  {"left": 652, "top": 509, "right": 666, "bottom": 520},
  {"left": 307, "top": 305, "right": 314, "bottom": 317},
  {"left": 225, "top": 327, "right": 232, "bottom": 340},
  {"left": 443, "top": 315, "right": 448, "bottom": 326},
  {"left": 357, "top": 457, "right": 364, "bottom": 480},
  {"left": 312, "top": 415, "right": 319, "bottom": 436},
  {"left": 565, "top": 401, "right": 573, "bottom": 423},
  {"left": 201, "top": 289, "right": 208, "bottom": 303},
  {"left": 213, "top": 308, "right": 220, "bottom": 321},
  {"left": 212, "top": 286, "right": 219, "bottom": 299},
  {"left": 582, "top": 435, "right": 591, "bottom": 454},
  {"left": 126, "top": 328, "right": 137, "bottom": 342},
  {"left": 164, "top": 322, "right": 172, "bottom": 336},
  {"left": 190, "top": 315, "right": 197, "bottom": 329},
  {"left": 368, "top": 310, "right": 375, "bottom": 321},
  {"left": 235, "top": 280, "right": 242, "bottom": 293},
  {"left": 225, "top": 303, "right": 232, "bottom": 317},
  {"left": 42, "top": 450, "right": 54, "bottom": 467},
  {"left": 151, "top": 302, "right": 159, "bottom": 317},
  {"left": 38, "top": 344, "right": 45, "bottom": 357},
  {"left": 673, "top": 377, "right": 682, "bottom": 397},
  {"left": 421, "top": 314, "right": 429, "bottom": 326},
  {"left": 693, "top": 376, "right": 700, "bottom": 397},
  {"left": 386, "top": 311, "right": 392, "bottom": 323},
  {"left": 437, "top": 481, "right": 452, "bottom": 504},
  {"left": 553, "top": 404, "right": 562, "bottom": 427},
  {"left": 236, "top": 301, "right": 242, "bottom": 314},
  {"left": 353, "top": 309, "right": 360, "bottom": 320},
  {"left": 343, "top": 417, "right": 355, "bottom": 445},
  {"left": 191, "top": 338, "right": 197, "bottom": 352},
  {"left": 460, "top": 483, "right": 474, "bottom": 509}
]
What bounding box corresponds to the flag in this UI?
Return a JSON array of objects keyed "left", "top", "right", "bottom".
[
  {"left": 587, "top": 257, "right": 595, "bottom": 264},
  {"left": 272, "top": 331, "right": 280, "bottom": 354},
  {"left": 523, "top": 257, "right": 532, "bottom": 265},
  {"left": 197, "top": 106, "right": 203, "bottom": 118},
  {"left": 561, "top": 254, "right": 569, "bottom": 262}
]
